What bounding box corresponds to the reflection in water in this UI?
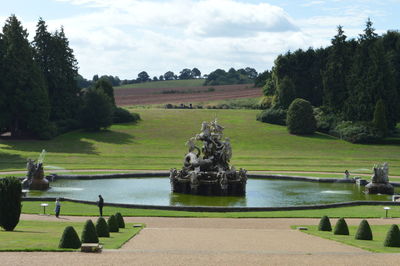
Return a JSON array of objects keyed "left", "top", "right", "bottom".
[{"left": 28, "top": 177, "right": 396, "bottom": 207}]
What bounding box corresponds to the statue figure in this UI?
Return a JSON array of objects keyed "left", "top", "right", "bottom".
[
  {"left": 196, "top": 121, "right": 211, "bottom": 141},
  {"left": 211, "top": 118, "right": 224, "bottom": 140},
  {"left": 22, "top": 150, "right": 50, "bottom": 190},
  {"left": 366, "top": 162, "right": 393, "bottom": 195}
]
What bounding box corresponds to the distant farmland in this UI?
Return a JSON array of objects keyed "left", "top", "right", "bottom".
[{"left": 114, "top": 83, "right": 262, "bottom": 106}]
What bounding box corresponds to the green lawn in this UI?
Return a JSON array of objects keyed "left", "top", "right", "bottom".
[
  {"left": 1, "top": 109, "right": 399, "bottom": 175},
  {"left": 21, "top": 201, "right": 400, "bottom": 218},
  {"left": 0, "top": 220, "right": 143, "bottom": 251},
  {"left": 115, "top": 79, "right": 205, "bottom": 89},
  {"left": 298, "top": 224, "right": 400, "bottom": 253}
]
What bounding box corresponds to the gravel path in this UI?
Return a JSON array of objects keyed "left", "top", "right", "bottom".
[{"left": 1, "top": 215, "right": 400, "bottom": 265}]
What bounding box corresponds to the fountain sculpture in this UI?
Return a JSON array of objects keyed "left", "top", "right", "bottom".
[
  {"left": 365, "top": 162, "right": 394, "bottom": 195},
  {"left": 169, "top": 119, "right": 247, "bottom": 196},
  {"left": 21, "top": 150, "right": 49, "bottom": 190}
]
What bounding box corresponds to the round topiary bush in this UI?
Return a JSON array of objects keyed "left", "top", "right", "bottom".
[
  {"left": 355, "top": 219, "right": 373, "bottom": 240},
  {"left": 81, "top": 219, "right": 99, "bottom": 243},
  {"left": 318, "top": 216, "right": 332, "bottom": 231},
  {"left": 334, "top": 218, "right": 349, "bottom": 235},
  {"left": 59, "top": 226, "right": 81, "bottom": 249},
  {"left": 107, "top": 215, "right": 119, "bottom": 232},
  {"left": 286, "top": 98, "right": 316, "bottom": 135},
  {"left": 0, "top": 176, "right": 22, "bottom": 231},
  {"left": 96, "top": 217, "right": 110, "bottom": 237},
  {"left": 384, "top": 224, "right": 400, "bottom": 247},
  {"left": 115, "top": 212, "right": 125, "bottom": 228}
]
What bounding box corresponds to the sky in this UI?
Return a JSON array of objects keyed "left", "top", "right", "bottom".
[{"left": 1, "top": 0, "right": 399, "bottom": 80}]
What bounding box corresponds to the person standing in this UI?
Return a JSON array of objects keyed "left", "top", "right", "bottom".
[
  {"left": 55, "top": 198, "right": 61, "bottom": 218},
  {"left": 97, "top": 195, "right": 104, "bottom": 217}
]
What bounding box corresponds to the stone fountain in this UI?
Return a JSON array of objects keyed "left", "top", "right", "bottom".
[
  {"left": 21, "top": 150, "right": 49, "bottom": 190},
  {"left": 365, "top": 162, "right": 394, "bottom": 195},
  {"left": 169, "top": 119, "right": 247, "bottom": 196}
]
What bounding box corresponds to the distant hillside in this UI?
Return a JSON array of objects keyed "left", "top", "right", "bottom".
[{"left": 115, "top": 79, "right": 205, "bottom": 89}]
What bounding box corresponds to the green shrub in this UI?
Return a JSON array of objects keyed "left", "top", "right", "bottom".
[
  {"left": 113, "top": 107, "right": 141, "bottom": 124},
  {"left": 333, "top": 121, "right": 381, "bottom": 144},
  {"left": 314, "top": 107, "right": 340, "bottom": 133},
  {"left": 256, "top": 108, "right": 286, "bottom": 125},
  {"left": 286, "top": 98, "right": 316, "bottom": 135},
  {"left": 0, "top": 177, "right": 22, "bottom": 231},
  {"left": 80, "top": 88, "right": 113, "bottom": 131},
  {"left": 115, "top": 212, "right": 125, "bottom": 228},
  {"left": 107, "top": 215, "right": 119, "bottom": 232},
  {"left": 373, "top": 99, "right": 388, "bottom": 137},
  {"left": 96, "top": 217, "right": 110, "bottom": 237},
  {"left": 355, "top": 219, "right": 373, "bottom": 240},
  {"left": 318, "top": 216, "right": 332, "bottom": 231},
  {"left": 384, "top": 224, "right": 400, "bottom": 247},
  {"left": 258, "top": 96, "right": 273, "bottom": 109},
  {"left": 59, "top": 226, "right": 81, "bottom": 249},
  {"left": 81, "top": 219, "right": 99, "bottom": 243},
  {"left": 333, "top": 218, "right": 349, "bottom": 235}
]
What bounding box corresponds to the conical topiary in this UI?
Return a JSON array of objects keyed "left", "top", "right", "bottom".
[
  {"left": 355, "top": 220, "right": 373, "bottom": 240},
  {"left": 334, "top": 218, "right": 349, "bottom": 235},
  {"left": 107, "top": 215, "right": 119, "bottom": 232},
  {"left": 96, "top": 217, "right": 110, "bottom": 237},
  {"left": 115, "top": 212, "right": 125, "bottom": 228},
  {"left": 81, "top": 219, "right": 99, "bottom": 243},
  {"left": 318, "top": 216, "right": 332, "bottom": 231},
  {"left": 59, "top": 226, "right": 81, "bottom": 249},
  {"left": 384, "top": 224, "right": 400, "bottom": 247}
]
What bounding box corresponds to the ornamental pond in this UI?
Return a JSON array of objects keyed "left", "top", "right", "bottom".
[{"left": 27, "top": 177, "right": 396, "bottom": 207}]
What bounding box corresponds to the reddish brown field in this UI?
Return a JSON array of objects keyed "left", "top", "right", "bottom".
[{"left": 114, "top": 84, "right": 262, "bottom": 106}]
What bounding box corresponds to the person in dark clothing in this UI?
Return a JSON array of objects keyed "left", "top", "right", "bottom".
[
  {"left": 97, "top": 195, "right": 104, "bottom": 217},
  {"left": 55, "top": 198, "right": 61, "bottom": 218}
]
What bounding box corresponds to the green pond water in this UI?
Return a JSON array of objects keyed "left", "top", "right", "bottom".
[{"left": 28, "top": 178, "right": 396, "bottom": 207}]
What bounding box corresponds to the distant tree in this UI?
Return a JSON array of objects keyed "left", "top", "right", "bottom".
[
  {"left": 153, "top": 76, "right": 158, "bottom": 81},
  {"left": 137, "top": 71, "right": 150, "bottom": 82},
  {"left": 93, "top": 74, "right": 99, "bottom": 82},
  {"left": 276, "top": 76, "right": 295, "bottom": 109},
  {"left": 254, "top": 70, "right": 271, "bottom": 88},
  {"left": 286, "top": 98, "right": 316, "bottom": 135},
  {"left": 80, "top": 88, "right": 113, "bottom": 131},
  {"left": 164, "top": 71, "right": 175, "bottom": 80},
  {"left": 245, "top": 67, "right": 258, "bottom": 79},
  {"left": 75, "top": 74, "right": 92, "bottom": 89},
  {"left": 159, "top": 75, "right": 164, "bottom": 81},
  {"left": 192, "top": 67, "right": 201, "bottom": 78},
  {"left": 95, "top": 78, "right": 115, "bottom": 106},
  {"left": 372, "top": 99, "right": 388, "bottom": 136},
  {"left": 179, "top": 68, "right": 193, "bottom": 79}
]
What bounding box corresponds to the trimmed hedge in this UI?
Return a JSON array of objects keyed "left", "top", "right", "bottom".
[
  {"left": 333, "top": 218, "right": 349, "bottom": 235},
  {"left": 355, "top": 219, "right": 373, "bottom": 240},
  {"left": 96, "top": 217, "right": 110, "bottom": 237},
  {"left": 113, "top": 107, "right": 141, "bottom": 124},
  {"left": 0, "top": 176, "right": 22, "bottom": 231},
  {"left": 384, "top": 224, "right": 400, "bottom": 247},
  {"left": 107, "top": 215, "right": 119, "bottom": 232},
  {"left": 318, "top": 216, "right": 332, "bottom": 231},
  {"left": 256, "top": 108, "right": 286, "bottom": 125},
  {"left": 59, "top": 226, "right": 81, "bottom": 249},
  {"left": 286, "top": 98, "right": 316, "bottom": 135},
  {"left": 115, "top": 212, "right": 125, "bottom": 228},
  {"left": 81, "top": 219, "right": 99, "bottom": 243}
]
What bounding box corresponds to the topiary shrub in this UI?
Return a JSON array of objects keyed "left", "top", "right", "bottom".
[
  {"left": 113, "top": 107, "right": 141, "bottom": 124},
  {"left": 0, "top": 177, "right": 22, "bottom": 231},
  {"left": 355, "top": 219, "right": 373, "bottom": 240},
  {"left": 107, "top": 215, "right": 119, "bottom": 232},
  {"left": 81, "top": 219, "right": 99, "bottom": 243},
  {"left": 334, "top": 218, "right": 349, "bottom": 235},
  {"left": 372, "top": 99, "right": 388, "bottom": 137},
  {"left": 333, "top": 121, "right": 381, "bottom": 144},
  {"left": 115, "top": 212, "right": 125, "bottom": 228},
  {"left": 318, "top": 216, "right": 332, "bottom": 231},
  {"left": 59, "top": 226, "right": 81, "bottom": 249},
  {"left": 96, "top": 217, "right": 110, "bottom": 237},
  {"left": 286, "top": 98, "right": 316, "bottom": 135},
  {"left": 256, "top": 108, "right": 287, "bottom": 125},
  {"left": 384, "top": 224, "right": 400, "bottom": 247}
]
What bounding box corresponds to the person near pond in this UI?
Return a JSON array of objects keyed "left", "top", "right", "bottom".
[
  {"left": 97, "top": 195, "right": 104, "bottom": 216},
  {"left": 55, "top": 198, "right": 61, "bottom": 218}
]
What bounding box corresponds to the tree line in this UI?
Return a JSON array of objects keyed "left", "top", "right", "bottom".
[
  {"left": 0, "top": 15, "right": 138, "bottom": 139},
  {"left": 257, "top": 19, "right": 400, "bottom": 143}
]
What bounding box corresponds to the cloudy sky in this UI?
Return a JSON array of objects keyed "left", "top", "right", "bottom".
[{"left": 1, "top": 0, "right": 399, "bottom": 79}]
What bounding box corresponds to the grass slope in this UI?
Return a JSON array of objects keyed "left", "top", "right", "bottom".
[
  {"left": 0, "top": 220, "right": 142, "bottom": 251},
  {"left": 22, "top": 201, "right": 400, "bottom": 218},
  {"left": 299, "top": 224, "right": 400, "bottom": 253},
  {"left": 115, "top": 79, "right": 204, "bottom": 89},
  {"left": 0, "top": 109, "right": 399, "bottom": 175}
]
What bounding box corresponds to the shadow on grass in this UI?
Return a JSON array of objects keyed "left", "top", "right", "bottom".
[
  {"left": 296, "top": 132, "right": 338, "bottom": 141},
  {"left": 0, "top": 152, "right": 27, "bottom": 171},
  {"left": 79, "top": 130, "right": 134, "bottom": 145}
]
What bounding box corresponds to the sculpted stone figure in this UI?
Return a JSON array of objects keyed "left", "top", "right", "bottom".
[{"left": 366, "top": 162, "right": 393, "bottom": 195}]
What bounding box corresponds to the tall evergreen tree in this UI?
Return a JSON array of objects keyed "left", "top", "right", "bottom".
[{"left": 2, "top": 15, "right": 50, "bottom": 137}]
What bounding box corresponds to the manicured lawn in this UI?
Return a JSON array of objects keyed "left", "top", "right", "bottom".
[
  {"left": 115, "top": 79, "right": 204, "bottom": 89},
  {"left": 298, "top": 224, "right": 400, "bottom": 253},
  {"left": 21, "top": 201, "right": 400, "bottom": 218},
  {"left": 1, "top": 109, "right": 399, "bottom": 175},
  {"left": 0, "top": 220, "right": 143, "bottom": 251}
]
